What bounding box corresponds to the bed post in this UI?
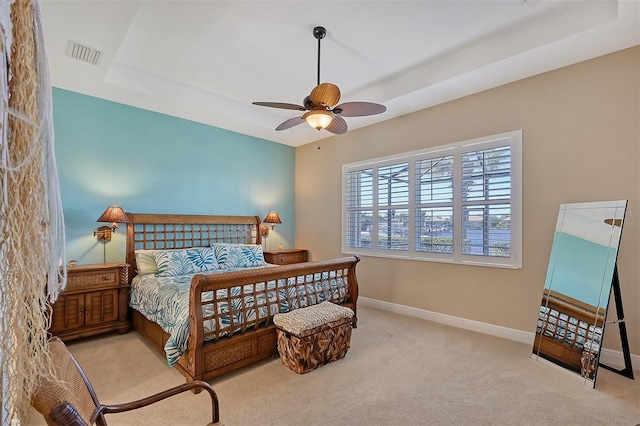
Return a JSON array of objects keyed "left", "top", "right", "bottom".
[
  {"left": 255, "top": 215, "right": 263, "bottom": 245},
  {"left": 348, "top": 256, "right": 360, "bottom": 327},
  {"left": 125, "top": 217, "right": 135, "bottom": 284},
  {"left": 187, "top": 275, "right": 205, "bottom": 384}
]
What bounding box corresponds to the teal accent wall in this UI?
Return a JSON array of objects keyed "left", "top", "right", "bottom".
[{"left": 53, "top": 88, "right": 295, "bottom": 264}]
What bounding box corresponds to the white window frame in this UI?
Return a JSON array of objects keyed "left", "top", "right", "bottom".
[{"left": 342, "top": 130, "right": 522, "bottom": 269}]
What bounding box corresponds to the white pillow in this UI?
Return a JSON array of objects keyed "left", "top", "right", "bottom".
[{"left": 135, "top": 249, "right": 160, "bottom": 276}]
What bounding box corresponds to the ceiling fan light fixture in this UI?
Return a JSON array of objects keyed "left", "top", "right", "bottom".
[
  {"left": 253, "top": 25, "right": 385, "bottom": 135},
  {"left": 303, "top": 109, "right": 333, "bottom": 130}
]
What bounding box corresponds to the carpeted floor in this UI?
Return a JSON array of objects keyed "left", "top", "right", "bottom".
[{"left": 27, "top": 305, "right": 639, "bottom": 425}]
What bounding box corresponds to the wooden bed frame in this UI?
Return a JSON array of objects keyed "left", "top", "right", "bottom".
[
  {"left": 534, "top": 289, "right": 605, "bottom": 374},
  {"left": 125, "top": 213, "right": 359, "bottom": 383}
]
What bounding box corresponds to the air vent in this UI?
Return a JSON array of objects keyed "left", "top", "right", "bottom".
[{"left": 66, "top": 40, "right": 103, "bottom": 66}]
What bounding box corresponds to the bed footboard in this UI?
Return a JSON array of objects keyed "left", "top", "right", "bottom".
[{"left": 183, "top": 256, "right": 359, "bottom": 382}]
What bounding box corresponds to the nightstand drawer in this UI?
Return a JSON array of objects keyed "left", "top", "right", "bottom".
[
  {"left": 275, "top": 252, "right": 306, "bottom": 264},
  {"left": 264, "top": 249, "right": 308, "bottom": 265},
  {"left": 67, "top": 270, "right": 118, "bottom": 290}
]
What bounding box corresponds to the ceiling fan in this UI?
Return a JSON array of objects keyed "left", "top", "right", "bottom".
[{"left": 252, "top": 26, "right": 386, "bottom": 135}]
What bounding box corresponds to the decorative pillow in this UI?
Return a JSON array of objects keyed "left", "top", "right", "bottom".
[
  {"left": 239, "top": 244, "right": 267, "bottom": 267},
  {"left": 212, "top": 244, "right": 250, "bottom": 269},
  {"left": 153, "top": 247, "right": 218, "bottom": 277},
  {"left": 135, "top": 250, "right": 160, "bottom": 276}
]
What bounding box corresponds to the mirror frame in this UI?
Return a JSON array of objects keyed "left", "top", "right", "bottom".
[{"left": 532, "top": 200, "right": 627, "bottom": 386}]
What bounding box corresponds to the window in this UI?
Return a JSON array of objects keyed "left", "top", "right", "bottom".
[{"left": 342, "top": 130, "right": 522, "bottom": 268}]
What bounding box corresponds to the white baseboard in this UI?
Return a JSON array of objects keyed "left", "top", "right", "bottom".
[
  {"left": 359, "top": 296, "right": 639, "bottom": 372},
  {"left": 599, "top": 347, "right": 639, "bottom": 373}
]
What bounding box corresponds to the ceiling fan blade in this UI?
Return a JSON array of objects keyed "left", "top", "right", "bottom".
[
  {"left": 325, "top": 115, "right": 347, "bottom": 134},
  {"left": 253, "top": 102, "right": 307, "bottom": 111},
  {"left": 310, "top": 83, "right": 341, "bottom": 107},
  {"left": 333, "top": 102, "right": 386, "bottom": 117},
  {"left": 276, "top": 117, "right": 305, "bottom": 131}
]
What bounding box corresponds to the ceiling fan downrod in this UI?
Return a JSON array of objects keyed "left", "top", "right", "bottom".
[{"left": 313, "top": 26, "right": 326, "bottom": 86}]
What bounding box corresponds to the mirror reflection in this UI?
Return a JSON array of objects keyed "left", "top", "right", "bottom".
[{"left": 533, "top": 200, "right": 627, "bottom": 385}]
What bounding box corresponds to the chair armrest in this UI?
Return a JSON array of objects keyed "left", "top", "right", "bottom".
[
  {"left": 50, "top": 402, "right": 89, "bottom": 426},
  {"left": 94, "top": 380, "right": 219, "bottom": 424}
]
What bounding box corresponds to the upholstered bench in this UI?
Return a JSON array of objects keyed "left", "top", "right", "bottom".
[{"left": 273, "top": 301, "right": 354, "bottom": 374}]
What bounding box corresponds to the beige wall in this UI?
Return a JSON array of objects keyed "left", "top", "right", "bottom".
[{"left": 295, "top": 46, "right": 640, "bottom": 355}]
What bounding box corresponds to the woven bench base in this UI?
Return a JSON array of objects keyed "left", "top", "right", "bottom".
[{"left": 276, "top": 317, "right": 353, "bottom": 374}]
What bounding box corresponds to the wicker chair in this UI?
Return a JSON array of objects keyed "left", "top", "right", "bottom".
[{"left": 31, "top": 337, "right": 219, "bottom": 425}]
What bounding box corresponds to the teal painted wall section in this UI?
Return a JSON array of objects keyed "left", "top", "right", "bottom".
[{"left": 53, "top": 88, "right": 295, "bottom": 265}]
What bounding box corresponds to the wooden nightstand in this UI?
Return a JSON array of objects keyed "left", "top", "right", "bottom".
[
  {"left": 264, "top": 249, "right": 309, "bottom": 265},
  {"left": 49, "top": 262, "right": 130, "bottom": 341}
]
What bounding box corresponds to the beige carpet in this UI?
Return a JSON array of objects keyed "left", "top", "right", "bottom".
[{"left": 27, "top": 305, "right": 639, "bottom": 426}]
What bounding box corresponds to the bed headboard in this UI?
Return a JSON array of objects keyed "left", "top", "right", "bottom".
[{"left": 125, "top": 213, "right": 263, "bottom": 280}]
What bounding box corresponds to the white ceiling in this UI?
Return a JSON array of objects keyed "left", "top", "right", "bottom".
[{"left": 40, "top": 0, "right": 639, "bottom": 147}]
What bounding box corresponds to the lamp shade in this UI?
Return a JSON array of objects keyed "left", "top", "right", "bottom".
[
  {"left": 303, "top": 109, "right": 333, "bottom": 130},
  {"left": 97, "top": 205, "right": 130, "bottom": 224},
  {"left": 263, "top": 211, "right": 281, "bottom": 226}
]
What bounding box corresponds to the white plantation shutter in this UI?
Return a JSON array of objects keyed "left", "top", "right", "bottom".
[
  {"left": 377, "top": 164, "right": 409, "bottom": 251},
  {"left": 415, "top": 155, "right": 454, "bottom": 254},
  {"left": 461, "top": 145, "right": 512, "bottom": 258},
  {"left": 342, "top": 130, "right": 521, "bottom": 268},
  {"left": 345, "top": 169, "right": 373, "bottom": 249}
]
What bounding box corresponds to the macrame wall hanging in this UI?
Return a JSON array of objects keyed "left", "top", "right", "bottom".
[{"left": 1, "top": 0, "right": 66, "bottom": 423}]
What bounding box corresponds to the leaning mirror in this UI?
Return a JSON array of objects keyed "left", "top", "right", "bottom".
[{"left": 532, "top": 200, "right": 627, "bottom": 386}]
